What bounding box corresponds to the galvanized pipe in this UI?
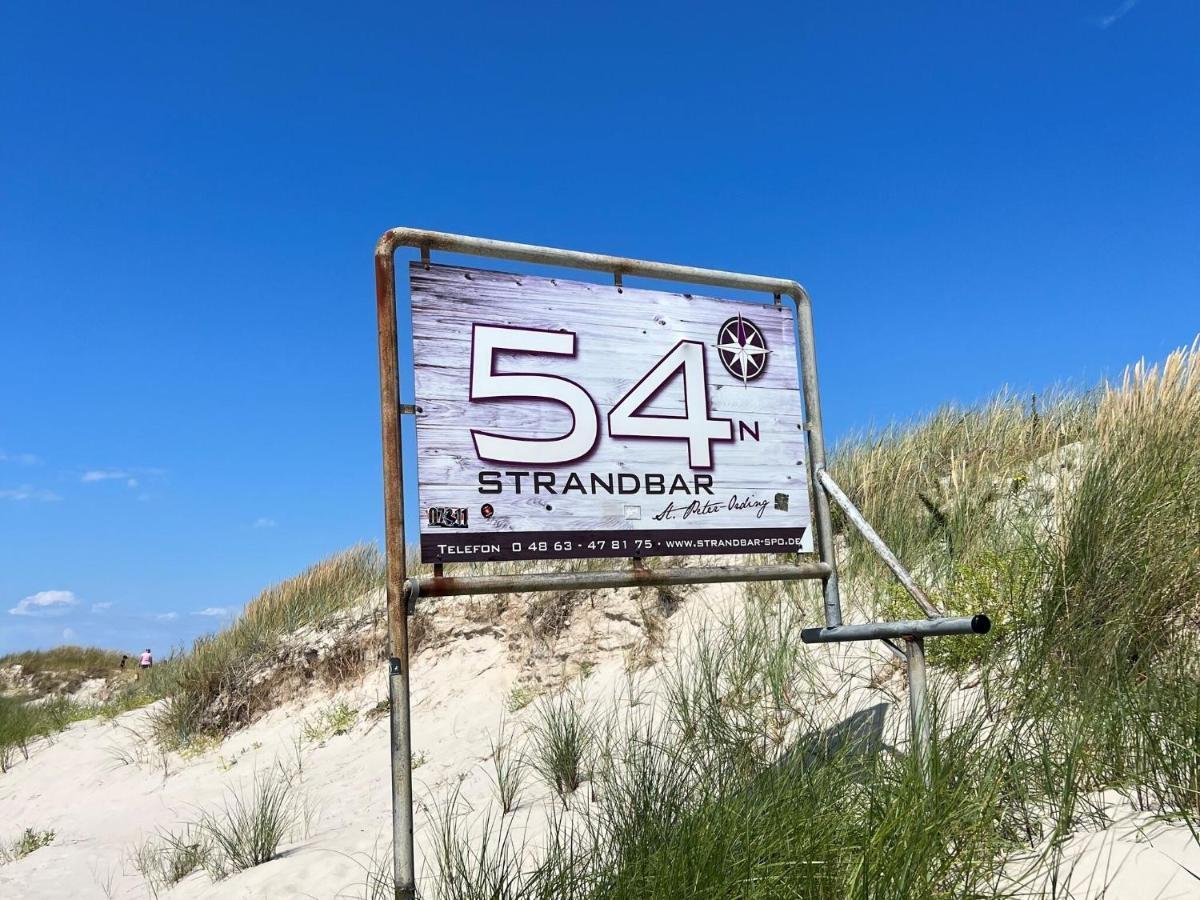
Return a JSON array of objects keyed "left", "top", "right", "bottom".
[
  {"left": 800, "top": 614, "right": 991, "bottom": 644},
  {"left": 374, "top": 239, "right": 416, "bottom": 900},
  {"left": 796, "top": 306, "right": 843, "bottom": 627},
  {"left": 905, "top": 637, "right": 933, "bottom": 786},
  {"left": 377, "top": 228, "right": 813, "bottom": 299},
  {"left": 817, "top": 468, "right": 942, "bottom": 619},
  {"left": 417, "top": 561, "right": 832, "bottom": 598}
]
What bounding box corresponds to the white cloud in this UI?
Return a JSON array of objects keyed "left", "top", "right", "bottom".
[
  {"left": 1094, "top": 0, "right": 1139, "bottom": 28},
  {"left": 253, "top": 517, "right": 277, "bottom": 529},
  {"left": 0, "top": 484, "right": 61, "bottom": 502},
  {"left": 82, "top": 469, "right": 161, "bottom": 491},
  {"left": 62, "top": 628, "right": 77, "bottom": 641},
  {"left": 155, "top": 612, "right": 179, "bottom": 622},
  {"left": 194, "top": 607, "right": 233, "bottom": 618},
  {"left": 10, "top": 589, "right": 79, "bottom": 616},
  {"left": 81, "top": 470, "right": 130, "bottom": 483},
  {"left": 91, "top": 602, "right": 113, "bottom": 612},
  {"left": 0, "top": 450, "right": 41, "bottom": 465}
]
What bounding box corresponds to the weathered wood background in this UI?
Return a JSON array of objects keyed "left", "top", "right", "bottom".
[{"left": 410, "top": 263, "right": 813, "bottom": 560}]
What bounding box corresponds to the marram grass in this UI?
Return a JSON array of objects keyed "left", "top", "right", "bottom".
[
  {"left": 422, "top": 338, "right": 1200, "bottom": 900},
  {"left": 151, "top": 544, "right": 384, "bottom": 747}
]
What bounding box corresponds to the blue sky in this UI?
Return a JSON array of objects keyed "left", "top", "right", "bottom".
[{"left": 1, "top": 1, "right": 1196, "bottom": 654}]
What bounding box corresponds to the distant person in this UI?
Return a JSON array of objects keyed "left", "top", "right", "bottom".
[
  {"left": 119, "top": 654, "right": 128, "bottom": 669},
  {"left": 138, "top": 648, "right": 152, "bottom": 679}
]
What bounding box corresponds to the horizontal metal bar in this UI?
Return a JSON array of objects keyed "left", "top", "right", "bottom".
[
  {"left": 416, "top": 562, "right": 832, "bottom": 598},
  {"left": 817, "top": 468, "right": 942, "bottom": 619},
  {"left": 376, "top": 228, "right": 812, "bottom": 305},
  {"left": 801, "top": 614, "right": 991, "bottom": 644}
]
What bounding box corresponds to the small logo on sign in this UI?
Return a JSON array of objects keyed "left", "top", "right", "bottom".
[
  {"left": 480, "top": 503, "right": 495, "bottom": 519},
  {"left": 717, "top": 314, "right": 770, "bottom": 384},
  {"left": 428, "top": 507, "right": 469, "bottom": 528}
]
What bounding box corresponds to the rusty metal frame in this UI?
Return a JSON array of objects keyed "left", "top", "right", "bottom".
[
  {"left": 373, "top": 227, "right": 986, "bottom": 895},
  {"left": 376, "top": 227, "right": 844, "bottom": 615}
]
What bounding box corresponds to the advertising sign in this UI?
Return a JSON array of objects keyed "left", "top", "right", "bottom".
[{"left": 411, "top": 263, "right": 813, "bottom": 562}]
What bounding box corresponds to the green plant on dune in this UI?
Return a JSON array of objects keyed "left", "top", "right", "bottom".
[
  {"left": 489, "top": 717, "right": 526, "bottom": 815},
  {"left": 302, "top": 701, "right": 359, "bottom": 746},
  {"left": 0, "top": 695, "right": 101, "bottom": 773},
  {"left": 201, "top": 769, "right": 299, "bottom": 873},
  {"left": 1, "top": 827, "right": 55, "bottom": 864},
  {"left": 130, "top": 824, "right": 215, "bottom": 896},
  {"left": 530, "top": 691, "right": 593, "bottom": 807},
  {"left": 129, "top": 769, "right": 301, "bottom": 895},
  {"left": 505, "top": 685, "right": 539, "bottom": 713}
]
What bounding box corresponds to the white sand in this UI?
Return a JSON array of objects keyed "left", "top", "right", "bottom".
[{"left": 1, "top": 583, "right": 1196, "bottom": 898}]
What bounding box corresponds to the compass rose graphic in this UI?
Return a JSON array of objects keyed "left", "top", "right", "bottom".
[{"left": 716, "top": 314, "right": 770, "bottom": 385}]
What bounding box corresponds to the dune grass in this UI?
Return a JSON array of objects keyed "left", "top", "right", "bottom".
[
  {"left": 150, "top": 544, "right": 384, "bottom": 747},
  {"left": 423, "top": 339, "right": 1200, "bottom": 899},
  {"left": 489, "top": 718, "right": 525, "bottom": 815},
  {"left": 0, "top": 645, "right": 128, "bottom": 686},
  {"left": 0, "top": 646, "right": 145, "bottom": 717},
  {"left": 202, "top": 768, "right": 300, "bottom": 873},
  {"left": 427, "top": 593, "right": 1041, "bottom": 899},
  {"left": 131, "top": 824, "right": 215, "bottom": 897},
  {"left": 830, "top": 389, "right": 1095, "bottom": 583},
  {"left": 427, "top": 586, "right": 1197, "bottom": 899},
  {"left": 4, "top": 544, "right": 386, "bottom": 758},
  {"left": 0, "top": 694, "right": 105, "bottom": 773},
  {"left": 130, "top": 768, "right": 300, "bottom": 895},
  {"left": 529, "top": 692, "right": 592, "bottom": 806},
  {"left": 1, "top": 646, "right": 121, "bottom": 674},
  {"left": 1032, "top": 342, "right": 1200, "bottom": 683}
]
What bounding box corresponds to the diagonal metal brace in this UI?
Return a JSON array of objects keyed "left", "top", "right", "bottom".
[{"left": 817, "top": 468, "right": 942, "bottom": 618}]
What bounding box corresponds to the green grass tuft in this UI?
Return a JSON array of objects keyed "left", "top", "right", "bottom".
[
  {"left": 302, "top": 702, "right": 359, "bottom": 746},
  {"left": 201, "top": 769, "right": 299, "bottom": 873},
  {"left": 2, "top": 827, "right": 55, "bottom": 863},
  {"left": 530, "top": 692, "right": 592, "bottom": 807}
]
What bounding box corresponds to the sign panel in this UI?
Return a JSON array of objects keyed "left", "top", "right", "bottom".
[{"left": 410, "top": 264, "right": 813, "bottom": 562}]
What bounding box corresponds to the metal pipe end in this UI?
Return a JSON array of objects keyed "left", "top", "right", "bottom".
[{"left": 971, "top": 614, "right": 992, "bottom": 635}]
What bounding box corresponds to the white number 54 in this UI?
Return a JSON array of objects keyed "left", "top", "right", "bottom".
[{"left": 469, "top": 325, "right": 732, "bottom": 468}]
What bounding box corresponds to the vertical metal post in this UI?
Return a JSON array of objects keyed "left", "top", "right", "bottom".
[
  {"left": 375, "top": 240, "right": 416, "bottom": 900},
  {"left": 793, "top": 293, "right": 843, "bottom": 627},
  {"left": 905, "top": 637, "right": 932, "bottom": 785}
]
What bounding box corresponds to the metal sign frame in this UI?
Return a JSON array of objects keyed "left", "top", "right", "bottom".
[{"left": 373, "top": 228, "right": 990, "bottom": 899}]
